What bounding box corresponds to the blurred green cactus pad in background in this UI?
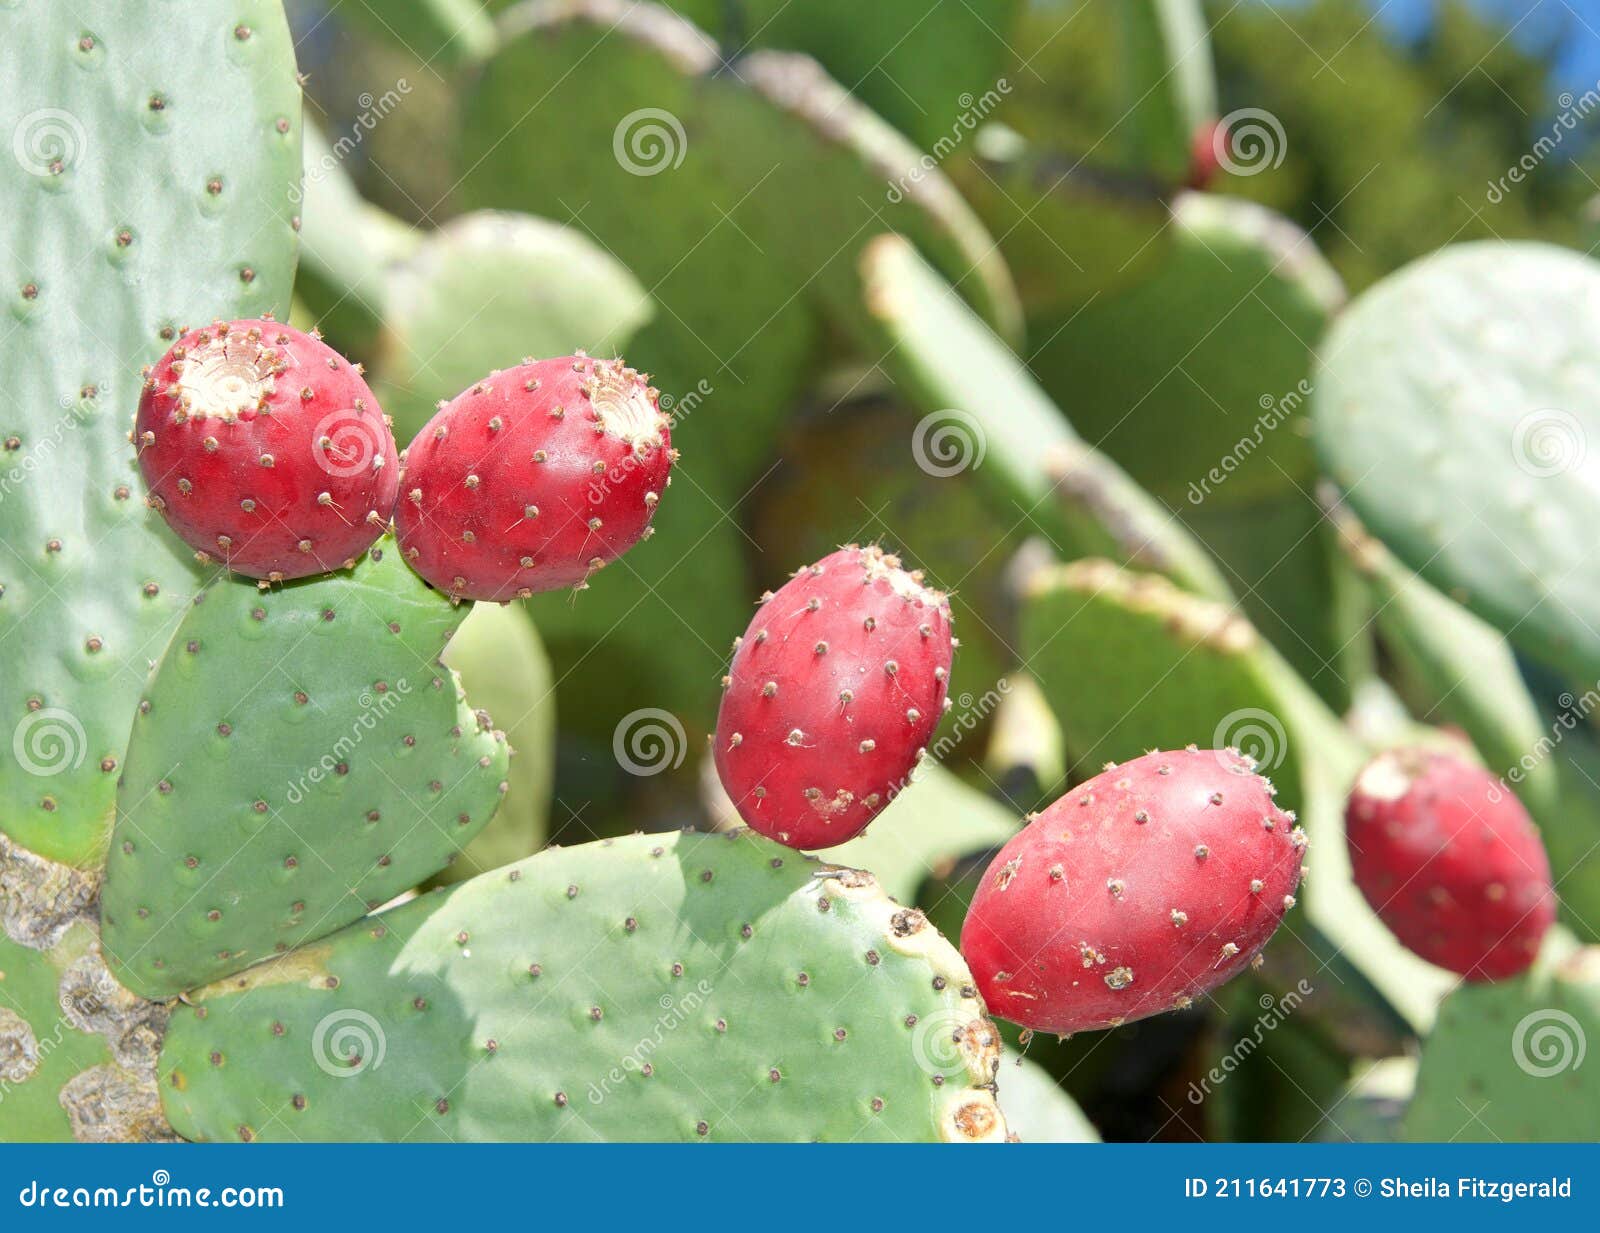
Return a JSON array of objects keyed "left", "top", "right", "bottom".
[{"left": 1315, "top": 242, "right": 1600, "bottom": 684}]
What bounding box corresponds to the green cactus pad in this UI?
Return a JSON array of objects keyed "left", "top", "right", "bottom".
[
  {"left": 1404, "top": 943, "right": 1600, "bottom": 1141},
  {"left": 949, "top": 137, "right": 1172, "bottom": 316},
  {"left": 1116, "top": 0, "right": 1216, "bottom": 182},
  {"left": 718, "top": 0, "right": 1024, "bottom": 153},
  {"left": 1185, "top": 489, "right": 1371, "bottom": 714},
  {"left": 335, "top": 0, "right": 498, "bottom": 68},
  {"left": 428, "top": 602, "right": 555, "bottom": 886},
  {"left": 996, "top": 1058, "right": 1099, "bottom": 1143},
  {"left": 0, "top": 924, "right": 114, "bottom": 1142},
  {"left": 1030, "top": 193, "right": 1344, "bottom": 510},
  {"left": 1314, "top": 242, "right": 1600, "bottom": 683},
  {"left": 374, "top": 211, "right": 654, "bottom": 444},
  {"left": 856, "top": 233, "right": 1230, "bottom": 602},
  {"left": 0, "top": 0, "right": 301, "bottom": 867},
  {"left": 100, "top": 541, "right": 510, "bottom": 1001},
  {"left": 463, "top": 0, "right": 1020, "bottom": 488},
  {"left": 1020, "top": 558, "right": 1305, "bottom": 802},
  {"left": 1018, "top": 558, "right": 1454, "bottom": 1030},
  {"left": 158, "top": 830, "right": 1007, "bottom": 1143}
]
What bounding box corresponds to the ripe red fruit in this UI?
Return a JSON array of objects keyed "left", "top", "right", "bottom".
[
  {"left": 713, "top": 545, "right": 954, "bottom": 850},
  {"left": 1345, "top": 749, "right": 1555, "bottom": 981},
  {"left": 961, "top": 748, "right": 1304, "bottom": 1034},
  {"left": 134, "top": 318, "right": 398, "bottom": 581},
  {"left": 1187, "top": 119, "right": 1224, "bottom": 189},
  {"left": 394, "top": 355, "right": 672, "bottom": 600}
]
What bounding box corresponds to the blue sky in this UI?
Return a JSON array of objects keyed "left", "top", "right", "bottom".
[{"left": 1353, "top": 0, "right": 1600, "bottom": 91}]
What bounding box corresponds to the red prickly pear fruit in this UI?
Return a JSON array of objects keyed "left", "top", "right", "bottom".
[
  {"left": 1345, "top": 749, "right": 1555, "bottom": 981},
  {"left": 713, "top": 544, "right": 954, "bottom": 850},
  {"left": 961, "top": 748, "right": 1303, "bottom": 1034},
  {"left": 394, "top": 355, "right": 672, "bottom": 601},
  {"left": 134, "top": 318, "right": 399, "bottom": 581},
  {"left": 1187, "top": 119, "right": 1224, "bottom": 189}
]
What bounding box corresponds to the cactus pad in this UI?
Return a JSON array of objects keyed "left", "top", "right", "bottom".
[
  {"left": 159, "top": 830, "right": 1006, "bottom": 1142},
  {"left": 0, "top": 0, "right": 302, "bottom": 866},
  {"left": 1404, "top": 944, "right": 1600, "bottom": 1142},
  {"left": 100, "top": 541, "right": 509, "bottom": 1000},
  {"left": 374, "top": 211, "right": 654, "bottom": 443},
  {"left": 856, "top": 234, "right": 1229, "bottom": 601},
  {"left": 1314, "top": 241, "right": 1600, "bottom": 683}
]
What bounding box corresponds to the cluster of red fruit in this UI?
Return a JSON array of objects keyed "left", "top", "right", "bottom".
[
  {"left": 134, "top": 318, "right": 1558, "bottom": 1044},
  {"left": 134, "top": 317, "right": 673, "bottom": 599}
]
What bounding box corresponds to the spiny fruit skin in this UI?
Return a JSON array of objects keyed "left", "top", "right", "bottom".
[
  {"left": 713, "top": 545, "right": 953, "bottom": 850},
  {"left": 394, "top": 354, "right": 672, "bottom": 600},
  {"left": 961, "top": 748, "right": 1304, "bottom": 1034},
  {"left": 1345, "top": 749, "right": 1555, "bottom": 981},
  {"left": 134, "top": 318, "right": 398, "bottom": 581}
]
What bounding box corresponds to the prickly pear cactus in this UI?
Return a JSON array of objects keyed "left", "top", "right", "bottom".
[
  {"left": 159, "top": 831, "right": 1006, "bottom": 1143},
  {"left": 99, "top": 540, "right": 510, "bottom": 1001},
  {"left": 1030, "top": 193, "right": 1344, "bottom": 510},
  {"left": 1314, "top": 242, "right": 1600, "bottom": 684},
  {"left": 0, "top": 0, "right": 302, "bottom": 867},
  {"left": 1404, "top": 943, "right": 1600, "bottom": 1141}
]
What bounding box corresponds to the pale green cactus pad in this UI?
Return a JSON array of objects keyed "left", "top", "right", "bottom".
[
  {"left": 1314, "top": 242, "right": 1600, "bottom": 684},
  {"left": 996, "top": 1058, "right": 1099, "bottom": 1143},
  {"left": 159, "top": 831, "right": 1007, "bottom": 1143},
  {"left": 429, "top": 601, "right": 555, "bottom": 886},
  {"left": 1404, "top": 943, "right": 1600, "bottom": 1142},
  {"left": 0, "top": 0, "right": 301, "bottom": 867},
  {"left": 373, "top": 211, "right": 654, "bottom": 444},
  {"left": 100, "top": 540, "right": 509, "bottom": 1001}
]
